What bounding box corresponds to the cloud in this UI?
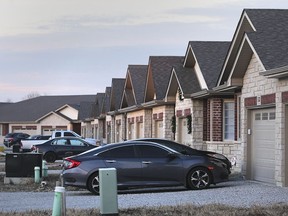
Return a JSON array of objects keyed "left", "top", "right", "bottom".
[
  {"left": 1, "top": 0, "right": 288, "bottom": 102},
  {"left": 0, "top": 0, "right": 244, "bottom": 37}
]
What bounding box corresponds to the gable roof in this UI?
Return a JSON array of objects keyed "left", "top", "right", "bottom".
[
  {"left": 187, "top": 41, "right": 230, "bottom": 90},
  {"left": 121, "top": 65, "right": 148, "bottom": 108},
  {"left": 0, "top": 95, "right": 96, "bottom": 123},
  {"left": 166, "top": 41, "right": 230, "bottom": 100},
  {"left": 101, "top": 87, "right": 111, "bottom": 115},
  {"left": 245, "top": 9, "right": 288, "bottom": 70},
  {"left": 217, "top": 9, "right": 288, "bottom": 86},
  {"left": 110, "top": 78, "right": 126, "bottom": 111},
  {"left": 91, "top": 93, "right": 105, "bottom": 118},
  {"left": 145, "top": 56, "right": 184, "bottom": 102},
  {"left": 78, "top": 101, "right": 96, "bottom": 121},
  {"left": 173, "top": 66, "right": 201, "bottom": 95},
  {"left": 36, "top": 111, "right": 74, "bottom": 123}
]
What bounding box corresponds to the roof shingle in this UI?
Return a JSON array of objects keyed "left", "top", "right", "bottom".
[{"left": 0, "top": 95, "right": 96, "bottom": 122}]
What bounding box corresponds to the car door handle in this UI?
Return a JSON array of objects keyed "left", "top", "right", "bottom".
[
  {"left": 106, "top": 160, "right": 116, "bottom": 163},
  {"left": 142, "top": 161, "right": 152, "bottom": 164}
]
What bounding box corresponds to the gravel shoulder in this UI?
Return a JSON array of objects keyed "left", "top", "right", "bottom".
[{"left": 1, "top": 179, "right": 288, "bottom": 213}]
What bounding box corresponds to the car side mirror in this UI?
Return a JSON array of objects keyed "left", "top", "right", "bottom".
[
  {"left": 167, "top": 152, "right": 178, "bottom": 160},
  {"left": 180, "top": 150, "right": 188, "bottom": 155}
]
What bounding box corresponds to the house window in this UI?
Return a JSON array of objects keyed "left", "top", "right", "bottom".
[
  {"left": 237, "top": 95, "right": 241, "bottom": 140},
  {"left": 223, "top": 101, "right": 235, "bottom": 140}
]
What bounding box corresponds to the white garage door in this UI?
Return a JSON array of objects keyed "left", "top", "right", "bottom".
[
  {"left": 251, "top": 108, "right": 275, "bottom": 184},
  {"left": 155, "top": 121, "right": 163, "bottom": 138},
  {"left": 178, "top": 118, "right": 188, "bottom": 144},
  {"left": 12, "top": 128, "right": 37, "bottom": 136},
  {"left": 42, "top": 128, "right": 55, "bottom": 136},
  {"left": 137, "top": 122, "right": 144, "bottom": 138}
]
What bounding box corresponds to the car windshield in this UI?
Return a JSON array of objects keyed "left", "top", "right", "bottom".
[
  {"left": 5, "top": 133, "right": 14, "bottom": 138},
  {"left": 132, "top": 138, "right": 202, "bottom": 156},
  {"left": 75, "top": 144, "right": 107, "bottom": 156}
]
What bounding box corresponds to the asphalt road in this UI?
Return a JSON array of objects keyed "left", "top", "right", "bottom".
[{"left": 1, "top": 180, "right": 288, "bottom": 213}]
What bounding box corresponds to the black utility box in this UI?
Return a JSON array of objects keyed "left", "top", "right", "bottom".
[
  {"left": 5, "top": 153, "right": 43, "bottom": 177},
  {"left": 12, "top": 144, "right": 20, "bottom": 153}
]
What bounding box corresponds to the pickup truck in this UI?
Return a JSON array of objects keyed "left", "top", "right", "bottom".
[{"left": 21, "top": 130, "right": 97, "bottom": 151}]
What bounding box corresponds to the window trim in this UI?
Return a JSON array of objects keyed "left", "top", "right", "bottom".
[{"left": 223, "top": 99, "right": 235, "bottom": 141}]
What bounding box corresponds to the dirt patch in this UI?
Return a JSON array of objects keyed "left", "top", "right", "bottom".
[
  {"left": 0, "top": 174, "right": 61, "bottom": 192},
  {"left": 1, "top": 203, "right": 288, "bottom": 216}
]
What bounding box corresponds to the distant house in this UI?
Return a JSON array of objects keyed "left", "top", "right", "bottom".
[
  {"left": 106, "top": 78, "right": 126, "bottom": 143},
  {"left": 90, "top": 93, "right": 105, "bottom": 143},
  {"left": 90, "top": 87, "right": 111, "bottom": 144},
  {"left": 113, "top": 65, "right": 148, "bottom": 141},
  {"left": 112, "top": 57, "right": 184, "bottom": 142},
  {"left": 143, "top": 56, "right": 184, "bottom": 139},
  {"left": 0, "top": 95, "right": 96, "bottom": 140},
  {"left": 166, "top": 41, "right": 230, "bottom": 150}
]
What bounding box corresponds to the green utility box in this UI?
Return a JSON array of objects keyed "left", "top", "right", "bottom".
[{"left": 99, "top": 168, "right": 118, "bottom": 216}]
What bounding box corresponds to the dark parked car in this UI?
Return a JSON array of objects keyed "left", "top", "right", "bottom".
[
  {"left": 133, "top": 138, "right": 232, "bottom": 173},
  {"left": 31, "top": 137, "right": 97, "bottom": 163},
  {"left": 3, "top": 133, "right": 30, "bottom": 147},
  {"left": 61, "top": 141, "right": 229, "bottom": 195}
]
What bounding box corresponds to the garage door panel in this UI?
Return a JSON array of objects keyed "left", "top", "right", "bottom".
[
  {"left": 253, "top": 159, "right": 275, "bottom": 166},
  {"left": 251, "top": 108, "right": 275, "bottom": 184},
  {"left": 254, "top": 145, "right": 274, "bottom": 153},
  {"left": 254, "top": 154, "right": 274, "bottom": 161},
  {"left": 254, "top": 168, "right": 275, "bottom": 183},
  {"left": 255, "top": 135, "right": 274, "bottom": 141},
  {"left": 254, "top": 147, "right": 274, "bottom": 160}
]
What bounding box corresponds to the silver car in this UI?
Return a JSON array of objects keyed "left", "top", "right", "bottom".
[{"left": 61, "top": 141, "right": 229, "bottom": 195}]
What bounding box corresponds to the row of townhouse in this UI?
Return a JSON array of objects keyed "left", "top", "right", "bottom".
[
  {"left": 85, "top": 9, "right": 288, "bottom": 187},
  {"left": 0, "top": 9, "right": 288, "bottom": 187}
]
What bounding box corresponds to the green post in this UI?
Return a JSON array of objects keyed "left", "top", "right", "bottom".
[
  {"left": 52, "top": 186, "right": 66, "bottom": 216},
  {"left": 34, "top": 166, "right": 40, "bottom": 183},
  {"left": 42, "top": 160, "right": 48, "bottom": 177}
]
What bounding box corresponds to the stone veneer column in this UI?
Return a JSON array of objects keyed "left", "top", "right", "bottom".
[
  {"left": 110, "top": 115, "right": 115, "bottom": 143},
  {"left": 275, "top": 92, "right": 285, "bottom": 186},
  {"left": 144, "top": 109, "right": 152, "bottom": 138},
  {"left": 191, "top": 100, "right": 203, "bottom": 149},
  {"left": 121, "top": 114, "right": 127, "bottom": 141},
  {"left": 164, "top": 105, "right": 175, "bottom": 140}
]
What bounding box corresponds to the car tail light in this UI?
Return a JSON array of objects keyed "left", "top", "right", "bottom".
[
  {"left": 31, "top": 145, "right": 38, "bottom": 152},
  {"left": 63, "top": 158, "right": 81, "bottom": 169},
  {"left": 207, "top": 166, "right": 214, "bottom": 170},
  {"left": 7, "top": 138, "right": 14, "bottom": 143}
]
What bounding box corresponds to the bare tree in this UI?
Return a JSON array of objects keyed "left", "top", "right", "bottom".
[{"left": 22, "top": 91, "right": 41, "bottom": 100}]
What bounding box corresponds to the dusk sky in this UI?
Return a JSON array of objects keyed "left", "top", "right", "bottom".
[{"left": 1, "top": 0, "right": 288, "bottom": 102}]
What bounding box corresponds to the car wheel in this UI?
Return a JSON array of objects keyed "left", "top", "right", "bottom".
[
  {"left": 87, "top": 172, "right": 100, "bottom": 195},
  {"left": 187, "top": 167, "right": 211, "bottom": 190},
  {"left": 44, "top": 152, "right": 57, "bottom": 163}
]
